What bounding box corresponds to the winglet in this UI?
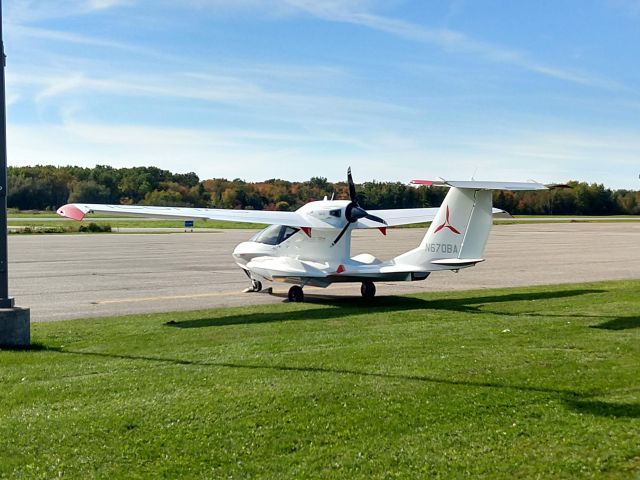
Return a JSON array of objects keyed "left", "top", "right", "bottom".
[{"left": 56, "top": 204, "right": 86, "bottom": 221}]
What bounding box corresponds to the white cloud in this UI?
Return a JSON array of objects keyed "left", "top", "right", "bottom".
[
  {"left": 7, "top": 117, "right": 640, "bottom": 189},
  {"left": 5, "top": 0, "right": 135, "bottom": 23},
  {"left": 87, "top": 0, "right": 133, "bottom": 10},
  {"left": 6, "top": 93, "right": 21, "bottom": 107},
  {"left": 607, "top": 0, "right": 640, "bottom": 15},
  {"left": 4, "top": 0, "right": 638, "bottom": 190},
  {"left": 35, "top": 73, "right": 88, "bottom": 101},
  {"left": 7, "top": 0, "right": 623, "bottom": 91},
  {"left": 6, "top": 59, "right": 413, "bottom": 130},
  {"left": 165, "top": 0, "right": 626, "bottom": 90},
  {"left": 8, "top": 25, "right": 164, "bottom": 59},
  {"left": 281, "top": 1, "right": 624, "bottom": 90},
  {"left": 7, "top": 121, "right": 331, "bottom": 181}
]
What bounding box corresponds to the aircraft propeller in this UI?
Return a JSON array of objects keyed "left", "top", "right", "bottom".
[{"left": 331, "top": 167, "right": 387, "bottom": 247}]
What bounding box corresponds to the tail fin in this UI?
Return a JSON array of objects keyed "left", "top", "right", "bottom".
[{"left": 395, "top": 177, "right": 548, "bottom": 270}]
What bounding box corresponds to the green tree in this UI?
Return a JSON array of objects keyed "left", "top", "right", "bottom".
[
  {"left": 141, "top": 189, "right": 184, "bottom": 206},
  {"left": 68, "top": 180, "right": 112, "bottom": 203}
]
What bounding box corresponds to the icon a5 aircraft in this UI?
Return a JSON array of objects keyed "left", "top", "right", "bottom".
[{"left": 57, "top": 169, "right": 548, "bottom": 302}]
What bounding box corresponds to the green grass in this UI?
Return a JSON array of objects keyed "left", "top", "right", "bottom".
[
  {"left": 1, "top": 280, "right": 639, "bottom": 478},
  {"left": 8, "top": 209, "right": 61, "bottom": 217}
]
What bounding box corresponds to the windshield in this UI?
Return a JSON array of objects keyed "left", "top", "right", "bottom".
[{"left": 250, "top": 225, "right": 299, "bottom": 245}]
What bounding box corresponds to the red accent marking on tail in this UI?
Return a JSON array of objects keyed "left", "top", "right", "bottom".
[
  {"left": 301, "top": 227, "right": 312, "bottom": 237},
  {"left": 435, "top": 206, "right": 461, "bottom": 235},
  {"left": 336, "top": 264, "right": 345, "bottom": 273},
  {"left": 378, "top": 227, "right": 387, "bottom": 235}
]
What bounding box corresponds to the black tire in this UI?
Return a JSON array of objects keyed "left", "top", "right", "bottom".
[
  {"left": 252, "top": 280, "right": 262, "bottom": 292},
  {"left": 361, "top": 281, "right": 376, "bottom": 299},
  {"left": 288, "top": 285, "right": 304, "bottom": 302}
]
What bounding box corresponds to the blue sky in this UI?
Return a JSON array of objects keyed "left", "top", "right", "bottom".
[{"left": 4, "top": 0, "right": 640, "bottom": 188}]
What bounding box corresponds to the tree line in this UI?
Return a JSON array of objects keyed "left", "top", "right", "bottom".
[{"left": 7, "top": 165, "right": 640, "bottom": 215}]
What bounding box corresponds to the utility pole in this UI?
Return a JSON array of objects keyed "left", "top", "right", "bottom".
[
  {"left": 0, "top": 0, "right": 11, "bottom": 309},
  {"left": 0, "top": 0, "right": 30, "bottom": 347}
]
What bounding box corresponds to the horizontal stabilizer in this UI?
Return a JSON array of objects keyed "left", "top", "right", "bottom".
[
  {"left": 430, "top": 258, "right": 485, "bottom": 267},
  {"left": 410, "top": 179, "right": 547, "bottom": 191},
  {"left": 492, "top": 209, "right": 513, "bottom": 219}
]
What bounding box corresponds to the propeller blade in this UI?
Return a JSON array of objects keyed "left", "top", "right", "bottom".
[
  {"left": 331, "top": 222, "right": 351, "bottom": 247},
  {"left": 364, "top": 213, "right": 387, "bottom": 225},
  {"left": 347, "top": 167, "right": 357, "bottom": 203},
  {"left": 350, "top": 205, "right": 368, "bottom": 221}
]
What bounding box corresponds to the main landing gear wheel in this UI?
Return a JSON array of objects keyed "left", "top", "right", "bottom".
[
  {"left": 361, "top": 281, "right": 376, "bottom": 299},
  {"left": 288, "top": 285, "right": 304, "bottom": 302}
]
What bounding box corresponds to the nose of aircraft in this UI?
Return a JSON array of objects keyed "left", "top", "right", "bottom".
[
  {"left": 232, "top": 242, "right": 251, "bottom": 266},
  {"left": 232, "top": 241, "right": 275, "bottom": 266}
]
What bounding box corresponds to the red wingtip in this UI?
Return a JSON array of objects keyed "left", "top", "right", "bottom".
[
  {"left": 57, "top": 204, "right": 86, "bottom": 221},
  {"left": 301, "top": 227, "right": 312, "bottom": 237},
  {"left": 336, "top": 264, "right": 345, "bottom": 274},
  {"left": 378, "top": 227, "right": 387, "bottom": 235}
]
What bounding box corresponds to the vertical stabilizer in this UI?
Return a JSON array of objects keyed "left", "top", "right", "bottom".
[{"left": 394, "top": 187, "right": 493, "bottom": 270}]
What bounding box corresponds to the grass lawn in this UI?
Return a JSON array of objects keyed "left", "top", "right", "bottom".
[{"left": 1, "top": 280, "right": 639, "bottom": 478}]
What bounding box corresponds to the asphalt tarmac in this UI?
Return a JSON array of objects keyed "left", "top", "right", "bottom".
[{"left": 9, "top": 222, "right": 640, "bottom": 322}]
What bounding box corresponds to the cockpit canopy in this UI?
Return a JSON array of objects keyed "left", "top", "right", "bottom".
[{"left": 250, "top": 225, "right": 300, "bottom": 245}]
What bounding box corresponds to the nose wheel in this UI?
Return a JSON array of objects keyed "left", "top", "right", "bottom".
[
  {"left": 243, "top": 279, "right": 263, "bottom": 293},
  {"left": 361, "top": 281, "right": 376, "bottom": 299},
  {"left": 287, "top": 285, "right": 304, "bottom": 302}
]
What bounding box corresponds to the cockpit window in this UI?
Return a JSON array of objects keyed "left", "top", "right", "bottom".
[
  {"left": 281, "top": 226, "right": 299, "bottom": 242},
  {"left": 250, "top": 225, "right": 280, "bottom": 245},
  {"left": 250, "top": 225, "right": 300, "bottom": 245},
  {"left": 329, "top": 209, "right": 341, "bottom": 218}
]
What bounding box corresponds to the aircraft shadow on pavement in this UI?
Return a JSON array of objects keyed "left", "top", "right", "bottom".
[{"left": 165, "top": 288, "right": 605, "bottom": 329}]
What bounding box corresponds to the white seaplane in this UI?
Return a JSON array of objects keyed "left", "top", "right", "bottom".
[{"left": 57, "top": 169, "right": 548, "bottom": 302}]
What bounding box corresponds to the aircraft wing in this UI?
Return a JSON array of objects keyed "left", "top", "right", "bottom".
[
  {"left": 57, "top": 203, "right": 511, "bottom": 228},
  {"left": 56, "top": 203, "right": 326, "bottom": 228}
]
